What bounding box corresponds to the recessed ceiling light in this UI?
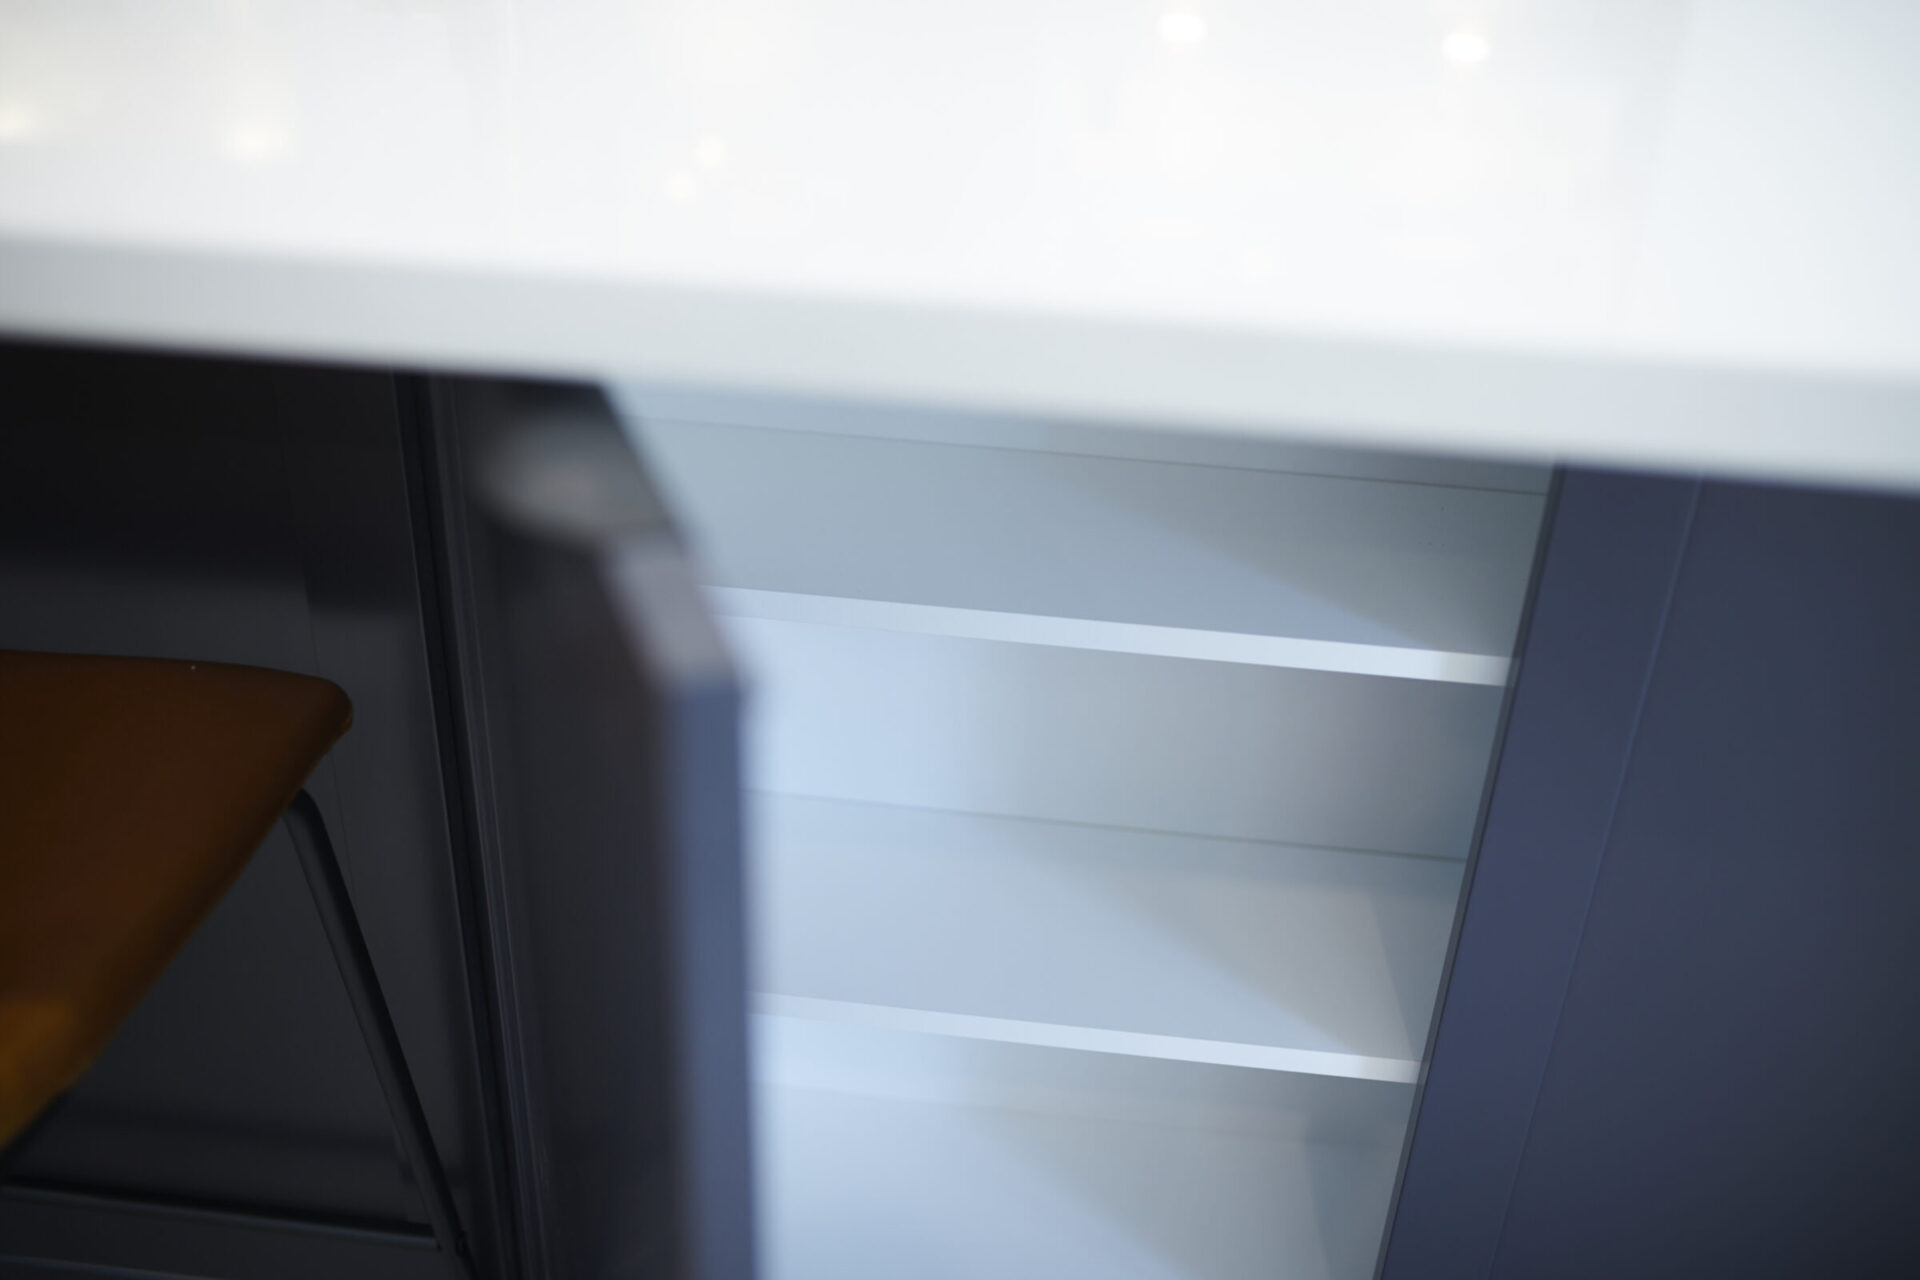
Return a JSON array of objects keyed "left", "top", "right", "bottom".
[
  {"left": 1441, "top": 30, "right": 1491, "bottom": 64},
  {"left": 1159, "top": 11, "right": 1208, "bottom": 46}
]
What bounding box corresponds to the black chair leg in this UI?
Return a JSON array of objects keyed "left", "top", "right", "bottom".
[{"left": 283, "top": 790, "right": 473, "bottom": 1277}]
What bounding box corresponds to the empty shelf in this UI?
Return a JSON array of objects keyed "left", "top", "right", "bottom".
[
  {"left": 634, "top": 418, "right": 1545, "bottom": 658},
  {"left": 731, "top": 620, "right": 1504, "bottom": 857},
  {"left": 753, "top": 795, "right": 1464, "bottom": 1067},
  {"left": 756, "top": 1016, "right": 1408, "bottom": 1280},
  {"left": 757, "top": 995, "right": 1419, "bottom": 1084},
  {"left": 617, "top": 384, "right": 1554, "bottom": 495},
  {"left": 714, "top": 588, "right": 1509, "bottom": 684}
]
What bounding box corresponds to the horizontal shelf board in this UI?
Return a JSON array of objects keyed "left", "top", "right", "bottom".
[
  {"left": 755, "top": 1011, "right": 1413, "bottom": 1142},
  {"left": 753, "top": 796, "right": 1464, "bottom": 1064},
  {"left": 714, "top": 587, "right": 1509, "bottom": 684},
  {"left": 758, "top": 1057, "right": 1404, "bottom": 1280},
  {"left": 731, "top": 619, "right": 1503, "bottom": 856},
  {"left": 636, "top": 418, "right": 1545, "bottom": 657},
  {"left": 618, "top": 385, "right": 1555, "bottom": 494},
  {"left": 757, "top": 994, "right": 1420, "bottom": 1084}
]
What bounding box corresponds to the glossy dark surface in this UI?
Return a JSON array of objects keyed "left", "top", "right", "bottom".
[
  {"left": 1387, "top": 471, "right": 1920, "bottom": 1278},
  {"left": 0, "top": 347, "right": 753, "bottom": 1280},
  {"left": 0, "top": 347, "right": 503, "bottom": 1279},
  {"left": 425, "top": 380, "right": 753, "bottom": 1280}
]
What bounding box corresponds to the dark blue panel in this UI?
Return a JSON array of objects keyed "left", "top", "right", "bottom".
[
  {"left": 1380, "top": 471, "right": 1701, "bottom": 1280},
  {"left": 430, "top": 381, "right": 753, "bottom": 1280},
  {"left": 1489, "top": 482, "right": 1920, "bottom": 1278},
  {"left": 0, "top": 344, "right": 505, "bottom": 1274}
]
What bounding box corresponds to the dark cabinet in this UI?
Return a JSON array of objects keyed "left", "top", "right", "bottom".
[
  {"left": 1384, "top": 471, "right": 1920, "bottom": 1278},
  {"left": 0, "top": 348, "right": 750, "bottom": 1280},
  {"left": 3, "top": 343, "right": 1915, "bottom": 1280}
]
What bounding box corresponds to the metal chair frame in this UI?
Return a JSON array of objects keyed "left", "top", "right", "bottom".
[{"left": 282, "top": 789, "right": 472, "bottom": 1276}]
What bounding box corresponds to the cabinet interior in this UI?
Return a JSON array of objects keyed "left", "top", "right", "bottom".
[{"left": 619, "top": 386, "right": 1549, "bottom": 1280}]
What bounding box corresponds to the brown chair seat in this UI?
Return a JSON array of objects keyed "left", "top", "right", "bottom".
[{"left": 0, "top": 649, "right": 351, "bottom": 1147}]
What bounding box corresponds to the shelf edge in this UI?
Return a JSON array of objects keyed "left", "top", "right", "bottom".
[
  {"left": 712, "top": 588, "right": 1509, "bottom": 685},
  {"left": 755, "top": 993, "right": 1421, "bottom": 1085}
]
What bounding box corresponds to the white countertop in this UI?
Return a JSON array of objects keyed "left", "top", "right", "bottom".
[{"left": 3, "top": 0, "right": 1918, "bottom": 487}]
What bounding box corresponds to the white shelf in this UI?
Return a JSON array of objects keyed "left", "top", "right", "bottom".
[
  {"left": 757, "top": 1011, "right": 1414, "bottom": 1141},
  {"left": 757, "top": 995, "right": 1418, "bottom": 1085},
  {"left": 616, "top": 331, "right": 1535, "bottom": 1273},
  {"left": 756, "top": 1015, "right": 1408, "bottom": 1280},
  {"left": 635, "top": 418, "right": 1544, "bottom": 660},
  {"left": 618, "top": 385, "right": 1556, "bottom": 493},
  {"left": 730, "top": 619, "right": 1503, "bottom": 857},
  {"left": 715, "top": 587, "right": 1508, "bottom": 685},
  {"left": 752, "top": 795, "right": 1464, "bottom": 1067}
]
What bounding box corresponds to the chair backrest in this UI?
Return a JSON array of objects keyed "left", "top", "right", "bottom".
[{"left": 0, "top": 650, "right": 351, "bottom": 1147}]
